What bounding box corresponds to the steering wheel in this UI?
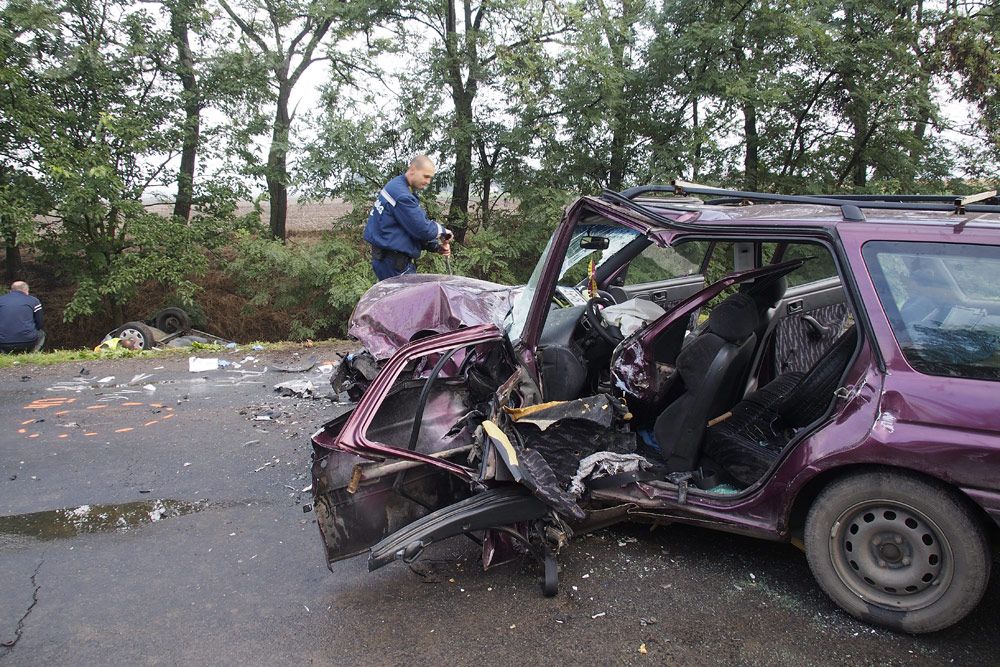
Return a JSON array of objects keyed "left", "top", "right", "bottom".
[{"left": 585, "top": 296, "right": 623, "bottom": 345}]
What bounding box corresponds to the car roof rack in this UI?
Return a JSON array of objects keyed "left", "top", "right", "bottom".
[{"left": 611, "top": 181, "right": 1000, "bottom": 221}]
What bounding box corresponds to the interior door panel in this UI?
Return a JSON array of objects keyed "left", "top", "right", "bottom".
[
  {"left": 614, "top": 274, "right": 706, "bottom": 310},
  {"left": 768, "top": 278, "right": 851, "bottom": 376}
]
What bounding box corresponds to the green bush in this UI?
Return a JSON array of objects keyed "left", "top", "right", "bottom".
[{"left": 227, "top": 228, "right": 373, "bottom": 339}]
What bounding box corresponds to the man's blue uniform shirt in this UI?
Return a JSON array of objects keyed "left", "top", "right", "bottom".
[{"left": 363, "top": 174, "right": 445, "bottom": 259}]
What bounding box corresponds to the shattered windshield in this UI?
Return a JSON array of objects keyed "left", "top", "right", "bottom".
[{"left": 506, "top": 222, "right": 641, "bottom": 343}]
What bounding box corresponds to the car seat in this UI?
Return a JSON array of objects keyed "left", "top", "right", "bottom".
[
  {"left": 653, "top": 293, "right": 760, "bottom": 473},
  {"left": 703, "top": 326, "right": 858, "bottom": 486},
  {"left": 740, "top": 275, "right": 787, "bottom": 342}
]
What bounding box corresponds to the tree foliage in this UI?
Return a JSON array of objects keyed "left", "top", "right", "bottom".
[{"left": 2, "top": 0, "right": 999, "bottom": 346}]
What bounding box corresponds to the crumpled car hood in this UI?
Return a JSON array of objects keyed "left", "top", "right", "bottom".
[{"left": 348, "top": 274, "right": 517, "bottom": 360}]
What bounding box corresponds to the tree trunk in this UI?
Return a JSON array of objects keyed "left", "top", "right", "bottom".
[
  {"left": 5, "top": 242, "right": 21, "bottom": 282},
  {"left": 477, "top": 140, "right": 499, "bottom": 229},
  {"left": 267, "top": 83, "right": 291, "bottom": 241},
  {"left": 595, "top": 0, "right": 630, "bottom": 191},
  {"left": 170, "top": 1, "right": 199, "bottom": 222},
  {"left": 448, "top": 91, "right": 472, "bottom": 243},
  {"left": 444, "top": 0, "right": 474, "bottom": 243},
  {"left": 743, "top": 102, "right": 759, "bottom": 191},
  {"left": 608, "top": 114, "right": 628, "bottom": 191},
  {"left": 841, "top": 6, "right": 867, "bottom": 189},
  {"left": 692, "top": 97, "right": 701, "bottom": 181},
  {"left": 845, "top": 98, "right": 869, "bottom": 188}
]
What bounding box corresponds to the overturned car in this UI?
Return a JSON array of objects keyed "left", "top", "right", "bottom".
[{"left": 312, "top": 182, "right": 1000, "bottom": 633}]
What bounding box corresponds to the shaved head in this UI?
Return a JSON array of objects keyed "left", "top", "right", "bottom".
[
  {"left": 10, "top": 281, "right": 28, "bottom": 294},
  {"left": 405, "top": 154, "right": 436, "bottom": 190},
  {"left": 409, "top": 154, "right": 434, "bottom": 170}
]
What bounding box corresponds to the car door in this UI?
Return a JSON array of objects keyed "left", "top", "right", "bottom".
[
  {"left": 760, "top": 241, "right": 852, "bottom": 379},
  {"left": 608, "top": 239, "right": 709, "bottom": 309}
]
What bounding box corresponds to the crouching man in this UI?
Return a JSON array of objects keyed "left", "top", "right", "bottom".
[{"left": 0, "top": 281, "right": 45, "bottom": 352}]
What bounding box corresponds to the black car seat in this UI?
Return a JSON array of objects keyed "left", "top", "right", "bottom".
[
  {"left": 704, "top": 326, "right": 858, "bottom": 486},
  {"left": 740, "top": 275, "right": 787, "bottom": 342},
  {"left": 653, "top": 293, "right": 760, "bottom": 473}
]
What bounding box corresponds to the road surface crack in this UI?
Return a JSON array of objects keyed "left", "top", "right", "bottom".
[{"left": 1, "top": 559, "right": 43, "bottom": 651}]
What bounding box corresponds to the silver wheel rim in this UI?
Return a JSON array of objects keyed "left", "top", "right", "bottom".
[
  {"left": 118, "top": 327, "right": 147, "bottom": 348},
  {"left": 829, "top": 499, "right": 954, "bottom": 611}
]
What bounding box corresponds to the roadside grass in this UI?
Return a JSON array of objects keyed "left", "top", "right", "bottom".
[{"left": 0, "top": 340, "right": 341, "bottom": 369}]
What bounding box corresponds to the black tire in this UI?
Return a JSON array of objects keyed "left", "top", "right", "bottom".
[
  {"left": 153, "top": 307, "right": 190, "bottom": 334},
  {"left": 541, "top": 554, "right": 559, "bottom": 597},
  {"left": 114, "top": 321, "right": 157, "bottom": 350},
  {"left": 804, "top": 469, "right": 990, "bottom": 634}
]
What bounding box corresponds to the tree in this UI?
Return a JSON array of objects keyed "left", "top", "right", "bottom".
[
  {"left": 0, "top": 0, "right": 58, "bottom": 280},
  {"left": 387, "top": 0, "right": 568, "bottom": 241},
  {"left": 215, "top": 0, "right": 387, "bottom": 240},
  {"left": 4, "top": 0, "right": 229, "bottom": 324},
  {"left": 941, "top": 0, "right": 1000, "bottom": 180},
  {"left": 166, "top": 0, "right": 202, "bottom": 222},
  {"left": 525, "top": 0, "right": 669, "bottom": 193}
]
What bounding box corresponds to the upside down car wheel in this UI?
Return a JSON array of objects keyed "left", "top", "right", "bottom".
[
  {"left": 114, "top": 321, "right": 156, "bottom": 350},
  {"left": 804, "top": 469, "right": 990, "bottom": 633}
]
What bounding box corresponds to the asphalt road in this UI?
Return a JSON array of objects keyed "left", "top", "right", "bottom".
[{"left": 1, "top": 346, "right": 997, "bottom": 666}]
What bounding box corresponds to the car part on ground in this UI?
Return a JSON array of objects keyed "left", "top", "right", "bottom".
[
  {"left": 154, "top": 307, "right": 191, "bottom": 334},
  {"left": 98, "top": 307, "right": 232, "bottom": 350},
  {"left": 113, "top": 321, "right": 157, "bottom": 350}
]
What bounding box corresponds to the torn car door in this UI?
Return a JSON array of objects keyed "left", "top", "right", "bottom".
[{"left": 311, "top": 324, "right": 513, "bottom": 566}]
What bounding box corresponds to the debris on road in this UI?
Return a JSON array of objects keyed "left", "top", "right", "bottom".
[
  {"left": 189, "top": 357, "right": 219, "bottom": 372},
  {"left": 274, "top": 379, "right": 316, "bottom": 398},
  {"left": 271, "top": 356, "right": 317, "bottom": 373}
]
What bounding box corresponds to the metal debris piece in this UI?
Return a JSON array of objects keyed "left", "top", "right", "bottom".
[{"left": 273, "top": 379, "right": 316, "bottom": 398}]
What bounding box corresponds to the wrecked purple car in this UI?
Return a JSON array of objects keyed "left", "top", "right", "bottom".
[{"left": 312, "top": 182, "right": 1000, "bottom": 633}]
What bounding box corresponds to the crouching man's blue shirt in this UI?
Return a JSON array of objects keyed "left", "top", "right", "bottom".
[
  {"left": 363, "top": 174, "right": 445, "bottom": 259},
  {"left": 0, "top": 290, "right": 43, "bottom": 344}
]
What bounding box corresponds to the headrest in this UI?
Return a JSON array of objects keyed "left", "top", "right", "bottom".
[
  {"left": 706, "top": 293, "right": 758, "bottom": 343},
  {"left": 909, "top": 268, "right": 946, "bottom": 289},
  {"left": 740, "top": 276, "right": 787, "bottom": 311}
]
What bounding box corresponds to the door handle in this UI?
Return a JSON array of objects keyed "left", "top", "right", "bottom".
[
  {"left": 801, "top": 314, "right": 833, "bottom": 339},
  {"left": 786, "top": 300, "right": 803, "bottom": 314}
]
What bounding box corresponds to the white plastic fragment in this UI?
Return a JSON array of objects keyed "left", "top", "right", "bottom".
[{"left": 188, "top": 357, "right": 219, "bottom": 372}]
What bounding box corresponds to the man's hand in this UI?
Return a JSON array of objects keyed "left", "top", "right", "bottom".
[
  {"left": 441, "top": 227, "right": 454, "bottom": 241},
  {"left": 438, "top": 238, "right": 452, "bottom": 257}
]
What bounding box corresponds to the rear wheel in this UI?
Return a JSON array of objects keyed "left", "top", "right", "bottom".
[
  {"left": 114, "top": 321, "right": 156, "bottom": 350},
  {"left": 804, "top": 470, "right": 990, "bottom": 633}
]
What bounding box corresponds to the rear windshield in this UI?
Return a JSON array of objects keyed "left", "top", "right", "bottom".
[{"left": 863, "top": 241, "right": 1000, "bottom": 382}]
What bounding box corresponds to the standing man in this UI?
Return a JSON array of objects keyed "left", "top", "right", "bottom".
[
  {"left": 0, "top": 281, "right": 45, "bottom": 352},
  {"left": 364, "top": 154, "right": 452, "bottom": 281}
]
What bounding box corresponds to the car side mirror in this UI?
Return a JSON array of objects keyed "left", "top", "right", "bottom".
[{"left": 580, "top": 235, "right": 610, "bottom": 250}]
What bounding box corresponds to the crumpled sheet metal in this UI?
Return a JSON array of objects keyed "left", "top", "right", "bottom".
[
  {"left": 568, "top": 452, "right": 654, "bottom": 499},
  {"left": 488, "top": 394, "right": 637, "bottom": 520},
  {"left": 348, "top": 274, "right": 516, "bottom": 360},
  {"left": 504, "top": 395, "right": 620, "bottom": 432}
]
